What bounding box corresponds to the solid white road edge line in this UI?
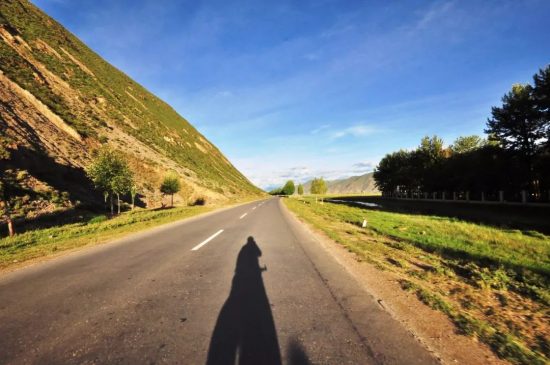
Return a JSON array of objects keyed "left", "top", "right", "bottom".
[
  {"left": 191, "top": 229, "right": 224, "bottom": 251},
  {"left": 239, "top": 213, "right": 248, "bottom": 219}
]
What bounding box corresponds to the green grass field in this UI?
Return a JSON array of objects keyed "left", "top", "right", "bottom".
[
  {"left": 335, "top": 196, "right": 550, "bottom": 234},
  {"left": 0, "top": 205, "right": 218, "bottom": 270},
  {"left": 284, "top": 196, "right": 550, "bottom": 365}
]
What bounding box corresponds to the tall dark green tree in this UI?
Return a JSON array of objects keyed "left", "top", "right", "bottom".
[
  {"left": 417, "top": 135, "right": 446, "bottom": 192},
  {"left": 297, "top": 184, "right": 304, "bottom": 195},
  {"left": 374, "top": 150, "right": 414, "bottom": 193},
  {"left": 486, "top": 84, "right": 543, "bottom": 188},
  {"left": 533, "top": 66, "right": 550, "bottom": 152},
  {"left": 532, "top": 66, "right": 550, "bottom": 196}
]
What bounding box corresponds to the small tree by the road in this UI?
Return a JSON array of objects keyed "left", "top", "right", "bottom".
[
  {"left": 0, "top": 141, "right": 15, "bottom": 236},
  {"left": 281, "top": 180, "right": 295, "bottom": 196},
  {"left": 130, "top": 184, "right": 138, "bottom": 210},
  {"left": 112, "top": 168, "right": 133, "bottom": 214},
  {"left": 310, "top": 177, "right": 327, "bottom": 202},
  {"left": 0, "top": 175, "right": 15, "bottom": 237},
  {"left": 297, "top": 184, "right": 304, "bottom": 195},
  {"left": 160, "top": 172, "right": 181, "bottom": 207},
  {"left": 87, "top": 148, "right": 134, "bottom": 215}
]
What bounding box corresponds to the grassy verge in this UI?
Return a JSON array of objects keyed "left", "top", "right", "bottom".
[
  {"left": 0, "top": 203, "right": 230, "bottom": 270},
  {"left": 335, "top": 196, "right": 550, "bottom": 235},
  {"left": 284, "top": 196, "right": 550, "bottom": 365}
]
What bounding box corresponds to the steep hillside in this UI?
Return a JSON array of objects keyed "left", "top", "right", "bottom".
[
  {"left": 0, "top": 0, "right": 261, "bottom": 217},
  {"left": 304, "top": 172, "right": 378, "bottom": 194}
]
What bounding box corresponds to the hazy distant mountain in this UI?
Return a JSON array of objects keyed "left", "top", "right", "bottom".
[{"left": 303, "top": 172, "right": 378, "bottom": 194}]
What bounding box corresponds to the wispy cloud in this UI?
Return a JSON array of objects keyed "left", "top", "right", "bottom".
[
  {"left": 311, "top": 124, "right": 330, "bottom": 134},
  {"left": 330, "top": 124, "right": 379, "bottom": 139},
  {"left": 280, "top": 166, "right": 311, "bottom": 179},
  {"left": 414, "top": 1, "right": 456, "bottom": 30},
  {"left": 352, "top": 161, "right": 375, "bottom": 172},
  {"left": 237, "top": 155, "right": 379, "bottom": 190}
]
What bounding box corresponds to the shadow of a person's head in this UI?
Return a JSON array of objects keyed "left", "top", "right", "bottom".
[
  {"left": 245, "top": 236, "right": 262, "bottom": 256},
  {"left": 235, "top": 237, "right": 263, "bottom": 275}
]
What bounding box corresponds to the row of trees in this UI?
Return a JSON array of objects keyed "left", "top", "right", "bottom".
[
  {"left": 0, "top": 146, "right": 183, "bottom": 237},
  {"left": 374, "top": 66, "right": 550, "bottom": 201},
  {"left": 269, "top": 180, "right": 299, "bottom": 195},
  {"left": 87, "top": 148, "right": 182, "bottom": 214},
  {"left": 0, "top": 138, "right": 15, "bottom": 237},
  {"left": 268, "top": 178, "right": 327, "bottom": 196}
]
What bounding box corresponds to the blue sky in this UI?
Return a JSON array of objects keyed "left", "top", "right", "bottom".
[{"left": 32, "top": 0, "right": 550, "bottom": 189}]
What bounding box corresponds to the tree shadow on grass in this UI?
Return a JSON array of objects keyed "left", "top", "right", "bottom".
[
  {"left": 329, "top": 196, "right": 550, "bottom": 235},
  {"left": 327, "top": 196, "right": 550, "bottom": 277},
  {"left": 206, "top": 236, "right": 281, "bottom": 365}
]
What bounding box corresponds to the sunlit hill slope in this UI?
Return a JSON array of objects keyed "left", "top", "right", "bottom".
[{"left": 0, "top": 0, "right": 262, "bottom": 218}]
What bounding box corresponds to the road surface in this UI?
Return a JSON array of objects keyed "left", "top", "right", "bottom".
[{"left": 0, "top": 198, "right": 438, "bottom": 365}]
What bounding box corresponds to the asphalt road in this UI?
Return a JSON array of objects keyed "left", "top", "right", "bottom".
[{"left": 0, "top": 198, "right": 439, "bottom": 365}]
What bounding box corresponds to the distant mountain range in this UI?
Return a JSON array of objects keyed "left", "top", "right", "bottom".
[{"left": 303, "top": 172, "right": 378, "bottom": 194}]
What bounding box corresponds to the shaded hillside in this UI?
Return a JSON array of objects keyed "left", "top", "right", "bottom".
[
  {"left": 303, "top": 172, "right": 378, "bottom": 194},
  {"left": 0, "top": 0, "right": 261, "bottom": 217}
]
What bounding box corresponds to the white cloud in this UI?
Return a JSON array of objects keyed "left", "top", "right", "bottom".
[
  {"left": 330, "top": 124, "right": 378, "bottom": 139},
  {"left": 352, "top": 161, "right": 375, "bottom": 173},
  {"left": 310, "top": 124, "right": 330, "bottom": 134},
  {"left": 236, "top": 157, "right": 380, "bottom": 190},
  {"left": 414, "top": 1, "right": 456, "bottom": 31}
]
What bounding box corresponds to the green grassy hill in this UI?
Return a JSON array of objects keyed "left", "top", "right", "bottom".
[{"left": 0, "top": 0, "right": 262, "bottom": 217}]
